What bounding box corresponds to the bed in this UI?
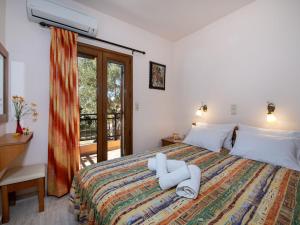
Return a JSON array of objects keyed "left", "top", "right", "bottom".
[{"left": 70, "top": 143, "right": 300, "bottom": 225}]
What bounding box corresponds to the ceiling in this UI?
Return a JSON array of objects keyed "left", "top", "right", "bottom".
[{"left": 74, "top": 0, "right": 255, "bottom": 41}]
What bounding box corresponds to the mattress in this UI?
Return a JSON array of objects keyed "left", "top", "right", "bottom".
[{"left": 70, "top": 143, "right": 300, "bottom": 225}]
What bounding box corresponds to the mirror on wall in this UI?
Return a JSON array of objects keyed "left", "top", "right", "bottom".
[
  {"left": 0, "top": 54, "right": 3, "bottom": 114},
  {"left": 0, "top": 41, "right": 8, "bottom": 123}
]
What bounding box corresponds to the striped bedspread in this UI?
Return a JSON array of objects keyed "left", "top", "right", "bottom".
[{"left": 70, "top": 143, "right": 300, "bottom": 225}]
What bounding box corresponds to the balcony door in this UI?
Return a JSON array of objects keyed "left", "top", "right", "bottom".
[{"left": 78, "top": 43, "right": 132, "bottom": 166}]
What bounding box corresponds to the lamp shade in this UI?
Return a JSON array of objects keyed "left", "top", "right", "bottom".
[
  {"left": 196, "top": 109, "right": 203, "bottom": 117},
  {"left": 266, "top": 113, "right": 276, "bottom": 123}
]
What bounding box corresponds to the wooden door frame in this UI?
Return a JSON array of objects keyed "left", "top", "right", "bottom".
[
  {"left": 77, "top": 42, "right": 133, "bottom": 162},
  {"left": 0, "top": 41, "right": 8, "bottom": 124},
  {"left": 102, "top": 51, "right": 133, "bottom": 160}
]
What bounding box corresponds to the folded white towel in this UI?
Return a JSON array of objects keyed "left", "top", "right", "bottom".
[
  {"left": 148, "top": 158, "right": 186, "bottom": 173},
  {"left": 159, "top": 164, "right": 190, "bottom": 190},
  {"left": 155, "top": 153, "right": 168, "bottom": 178},
  {"left": 176, "top": 165, "right": 201, "bottom": 199}
]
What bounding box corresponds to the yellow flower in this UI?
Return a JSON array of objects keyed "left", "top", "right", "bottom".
[
  {"left": 19, "top": 96, "right": 24, "bottom": 102},
  {"left": 12, "top": 96, "right": 19, "bottom": 103},
  {"left": 31, "top": 102, "right": 37, "bottom": 107},
  {"left": 12, "top": 96, "right": 38, "bottom": 122},
  {"left": 12, "top": 95, "right": 25, "bottom": 103}
]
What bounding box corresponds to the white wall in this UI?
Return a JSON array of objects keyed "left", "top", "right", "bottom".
[
  {"left": 0, "top": 0, "right": 5, "bottom": 44},
  {"left": 0, "top": 0, "right": 6, "bottom": 136},
  {"left": 4, "top": 0, "right": 179, "bottom": 165},
  {"left": 174, "top": 0, "right": 300, "bottom": 134},
  {"left": 5, "top": 0, "right": 300, "bottom": 167}
]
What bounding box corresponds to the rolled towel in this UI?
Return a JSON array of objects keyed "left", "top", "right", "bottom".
[
  {"left": 148, "top": 158, "right": 186, "bottom": 173},
  {"left": 159, "top": 164, "right": 190, "bottom": 190},
  {"left": 156, "top": 153, "right": 168, "bottom": 178},
  {"left": 176, "top": 165, "right": 201, "bottom": 199},
  {"left": 147, "top": 158, "right": 157, "bottom": 170}
]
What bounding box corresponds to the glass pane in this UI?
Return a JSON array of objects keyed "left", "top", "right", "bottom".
[
  {"left": 107, "top": 61, "right": 124, "bottom": 160},
  {"left": 78, "top": 56, "right": 98, "bottom": 168}
]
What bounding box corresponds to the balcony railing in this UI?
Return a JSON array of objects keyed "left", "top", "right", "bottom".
[{"left": 80, "top": 113, "right": 121, "bottom": 142}]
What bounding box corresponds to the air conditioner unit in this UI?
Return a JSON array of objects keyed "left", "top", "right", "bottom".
[{"left": 27, "top": 0, "right": 98, "bottom": 37}]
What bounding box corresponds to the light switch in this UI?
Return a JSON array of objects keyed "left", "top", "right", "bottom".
[
  {"left": 135, "top": 102, "right": 139, "bottom": 111},
  {"left": 231, "top": 104, "right": 237, "bottom": 115}
]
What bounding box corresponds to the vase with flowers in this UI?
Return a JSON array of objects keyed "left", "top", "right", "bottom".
[{"left": 12, "top": 96, "right": 38, "bottom": 135}]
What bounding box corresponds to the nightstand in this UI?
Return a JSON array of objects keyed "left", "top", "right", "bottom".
[{"left": 161, "top": 137, "right": 183, "bottom": 147}]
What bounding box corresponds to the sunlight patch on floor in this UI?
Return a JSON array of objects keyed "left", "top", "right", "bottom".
[{"left": 80, "top": 149, "right": 121, "bottom": 168}]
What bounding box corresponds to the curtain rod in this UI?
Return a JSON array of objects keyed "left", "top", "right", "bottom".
[{"left": 39, "top": 22, "right": 146, "bottom": 55}]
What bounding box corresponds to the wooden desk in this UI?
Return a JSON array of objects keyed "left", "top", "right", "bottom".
[{"left": 0, "top": 133, "right": 33, "bottom": 179}]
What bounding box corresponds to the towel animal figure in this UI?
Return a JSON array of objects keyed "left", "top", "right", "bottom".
[
  {"left": 176, "top": 165, "right": 201, "bottom": 199},
  {"left": 155, "top": 153, "right": 168, "bottom": 178},
  {"left": 148, "top": 153, "right": 201, "bottom": 199},
  {"left": 159, "top": 164, "right": 190, "bottom": 190},
  {"left": 147, "top": 157, "right": 186, "bottom": 174}
]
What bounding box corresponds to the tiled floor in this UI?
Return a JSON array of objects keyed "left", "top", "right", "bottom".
[
  {"left": 80, "top": 149, "right": 121, "bottom": 168},
  {"left": 0, "top": 151, "right": 121, "bottom": 224},
  {"left": 1, "top": 195, "right": 77, "bottom": 225}
]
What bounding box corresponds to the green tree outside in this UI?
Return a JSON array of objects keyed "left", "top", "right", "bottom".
[
  {"left": 78, "top": 57, "right": 122, "bottom": 141},
  {"left": 78, "top": 57, "right": 97, "bottom": 114},
  {"left": 78, "top": 57, "right": 122, "bottom": 114}
]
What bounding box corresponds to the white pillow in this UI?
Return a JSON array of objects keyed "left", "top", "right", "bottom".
[
  {"left": 238, "top": 124, "right": 300, "bottom": 160},
  {"left": 195, "top": 123, "right": 236, "bottom": 150},
  {"left": 238, "top": 124, "right": 300, "bottom": 138},
  {"left": 231, "top": 131, "right": 300, "bottom": 171},
  {"left": 183, "top": 127, "right": 229, "bottom": 152}
]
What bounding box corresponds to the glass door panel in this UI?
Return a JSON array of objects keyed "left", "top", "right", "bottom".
[
  {"left": 106, "top": 61, "right": 124, "bottom": 160},
  {"left": 78, "top": 54, "right": 98, "bottom": 168}
]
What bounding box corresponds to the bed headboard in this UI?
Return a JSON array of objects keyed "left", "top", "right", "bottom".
[{"left": 231, "top": 126, "right": 239, "bottom": 147}]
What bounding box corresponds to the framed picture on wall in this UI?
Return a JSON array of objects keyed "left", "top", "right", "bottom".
[{"left": 149, "top": 61, "right": 166, "bottom": 90}]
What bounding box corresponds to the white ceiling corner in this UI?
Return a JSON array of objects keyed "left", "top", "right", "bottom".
[{"left": 74, "top": 0, "right": 255, "bottom": 41}]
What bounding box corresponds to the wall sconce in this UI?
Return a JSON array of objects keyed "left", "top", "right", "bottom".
[
  {"left": 266, "top": 102, "right": 276, "bottom": 122},
  {"left": 196, "top": 104, "right": 208, "bottom": 117}
]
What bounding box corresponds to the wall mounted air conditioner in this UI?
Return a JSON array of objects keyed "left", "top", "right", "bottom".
[{"left": 27, "top": 0, "right": 98, "bottom": 37}]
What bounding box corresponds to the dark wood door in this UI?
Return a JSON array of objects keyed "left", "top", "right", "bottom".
[{"left": 78, "top": 43, "right": 132, "bottom": 163}]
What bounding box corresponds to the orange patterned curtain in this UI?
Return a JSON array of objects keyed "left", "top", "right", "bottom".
[{"left": 47, "top": 27, "right": 80, "bottom": 197}]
